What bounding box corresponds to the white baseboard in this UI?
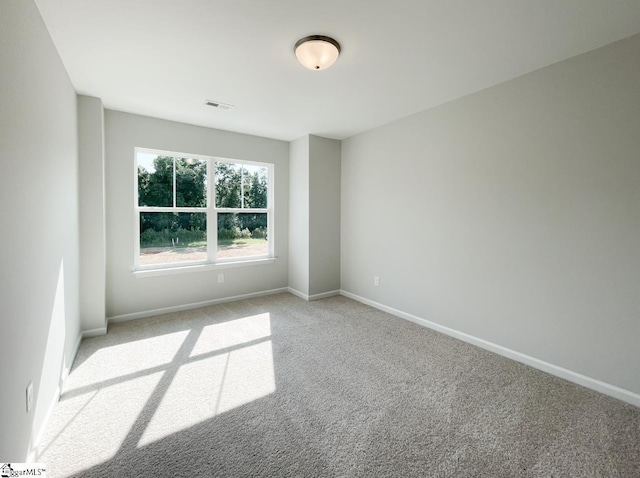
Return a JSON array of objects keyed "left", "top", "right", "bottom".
[
  {"left": 107, "top": 287, "right": 289, "bottom": 323},
  {"left": 67, "top": 333, "right": 82, "bottom": 378},
  {"left": 287, "top": 287, "right": 308, "bottom": 300},
  {"left": 288, "top": 287, "right": 340, "bottom": 301},
  {"left": 310, "top": 290, "right": 341, "bottom": 301},
  {"left": 82, "top": 326, "right": 107, "bottom": 338},
  {"left": 340, "top": 289, "right": 640, "bottom": 408}
]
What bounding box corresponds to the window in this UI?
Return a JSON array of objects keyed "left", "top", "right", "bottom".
[{"left": 135, "top": 148, "right": 273, "bottom": 270}]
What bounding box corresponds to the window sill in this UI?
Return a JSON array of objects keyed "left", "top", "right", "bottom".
[{"left": 133, "top": 257, "right": 277, "bottom": 278}]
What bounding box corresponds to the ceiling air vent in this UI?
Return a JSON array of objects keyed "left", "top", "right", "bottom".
[{"left": 205, "top": 100, "right": 234, "bottom": 110}]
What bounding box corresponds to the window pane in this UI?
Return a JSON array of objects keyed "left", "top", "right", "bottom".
[
  {"left": 215, "top": 161, "right": 242, "bottom": 208},
  {"left": 242, "top": 164, "right": 268, "bottom": 209},
  {"left": 217, "top": 212, "right": 268, "bottom": 259},
  {"left": 139, "top": 212, "right": 207, "bottom": 266},
  {"left": 138, "top": 154, "right": 174, "bottom": 207},
  {"left": 176, "top": 157, "right": 207, "bottom": 207}
]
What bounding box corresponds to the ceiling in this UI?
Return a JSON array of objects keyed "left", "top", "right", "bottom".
[{"left": 35, "top": 0, "right": 640, "bottom": 142}]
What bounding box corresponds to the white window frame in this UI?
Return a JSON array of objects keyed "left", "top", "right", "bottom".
[{"left": 134, "top": 147, "right": 274, "bottom": 273}]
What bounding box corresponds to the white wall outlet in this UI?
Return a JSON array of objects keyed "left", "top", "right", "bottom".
[
  {"left": 26, "top": 381, "right": 33, "bottom": 413},
  {"left": 218, "top": 273, "right": 224, "bottom": 283},
  {"left": 374, "top": 276, "right": 380, "bottom": 287}
]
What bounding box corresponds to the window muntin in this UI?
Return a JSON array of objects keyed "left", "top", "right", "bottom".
[{"left": 135, "top": 149, "right": 273, "bottom": 270}]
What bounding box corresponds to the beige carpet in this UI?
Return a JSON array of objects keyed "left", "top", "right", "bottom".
[{"left": 38, "top": 293, "right": 640, "bottom": 477}]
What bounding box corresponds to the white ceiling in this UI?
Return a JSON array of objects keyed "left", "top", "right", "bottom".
[{"left": 35, "top": 0, "right": 640, "bottom": 141}]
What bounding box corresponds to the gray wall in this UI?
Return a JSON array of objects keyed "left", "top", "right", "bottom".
[
  {"left": 341, "top": 34, "right": 640, "bottom": 395},
  {"left": 0, "top": 0, "right": 81, "bottom": 460},
  {"left": 78, "top": 95, "right": 106, "bottom": 332},
  {"left": 104, "top": 111, "right": 289, "bottom": 318},
  {"left": 288, "top": 136, "right": 310, "bottom": 295},
  {"left": 309, "top": 135, "right": 341, "bottom": 296},
  {"left": 288, "top": 135, "right": 341, "bottom": 298}
]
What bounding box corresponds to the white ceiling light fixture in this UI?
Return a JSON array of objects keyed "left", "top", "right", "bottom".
[{"left": 294, "top": 35, "right": 341, "bottom": 70}]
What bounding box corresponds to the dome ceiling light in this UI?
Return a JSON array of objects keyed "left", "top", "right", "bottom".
[{"left": 294, "top": 35, "right": 341, "bottom": 70}]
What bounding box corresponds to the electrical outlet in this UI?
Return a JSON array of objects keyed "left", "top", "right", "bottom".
[
  {"left": 218, "top": 273, "right": 224, "bottom": 283},
  {"left": 374, "top": 276, "right": 379, "bottom": 287},
  {"left": 26, "top": 381, "right": 33, "bottom": 413}
]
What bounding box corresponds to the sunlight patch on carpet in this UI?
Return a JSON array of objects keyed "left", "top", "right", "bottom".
[
  {"left": 189, "top": 312, "right": 272, "bottom": 357},
  {"left": 66, "top": 330, "right": 191, "bottom": 389},
  {"left": 138, "top": 316, "right": 276, "bottom": 447}
]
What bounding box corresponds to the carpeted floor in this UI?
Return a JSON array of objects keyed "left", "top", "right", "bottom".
[{"left": 38, "top": 293, "right": 640, "bottom": 477}]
